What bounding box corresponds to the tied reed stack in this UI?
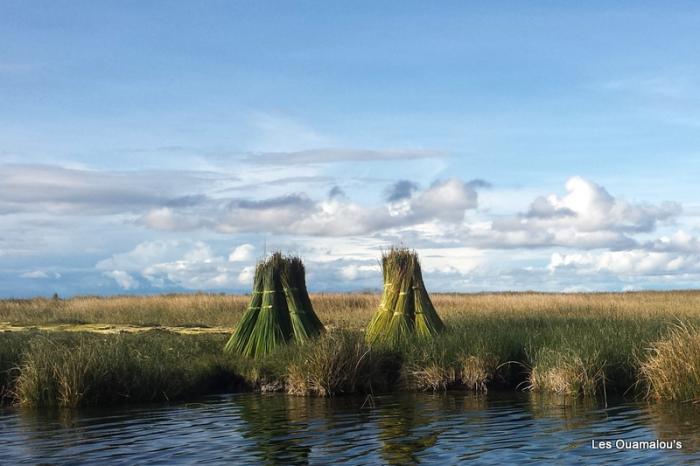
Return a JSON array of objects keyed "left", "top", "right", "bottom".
[
  {"left": 224, "top": 253, "right": 324, "bottom": 358},
  {"left": 366, "top": 248, "right": 445, "bottom": 347}
]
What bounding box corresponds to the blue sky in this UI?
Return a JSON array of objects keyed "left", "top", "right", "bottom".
[{"left": 2, "top": 2, "right": 700, "bottom": 296}]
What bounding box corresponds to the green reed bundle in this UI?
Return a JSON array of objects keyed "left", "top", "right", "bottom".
[
  {"left": 412, "top": 258, "right": 445, "bottom": 337},
  {"left": 224, "top": 262, "right": 264, "bottom": 355},
  {"left": 225, "top": 252, "right": 324, "bottom": 358},
  {"left": 366, "top": 248, "right": 445, "bottom": 347},
  {"left": 281, "top": 257, "right": 324, "bottom": 342}
]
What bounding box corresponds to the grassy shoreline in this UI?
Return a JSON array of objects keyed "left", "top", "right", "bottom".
[{"left": 2, "top": 291, "right": 700, "bottom": 407}]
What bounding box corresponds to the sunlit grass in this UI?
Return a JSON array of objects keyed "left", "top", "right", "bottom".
[
  {"left": 1, "top": 291, "right": 700, "bottom": 406},
  {"left": 3, "top": 291, "right": 700, "bottom": 330},
  {"left": 3, "top": 331, "right": 245, "bottom": 408},
  {"left": 639, "top": 322, "right": 700, "bottom": 402}
]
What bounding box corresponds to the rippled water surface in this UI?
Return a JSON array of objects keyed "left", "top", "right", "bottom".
[{"left": 2, "top": 392, "right": 699, "bottom": 465}]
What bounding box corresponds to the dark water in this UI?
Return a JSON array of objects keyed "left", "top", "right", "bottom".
[{"left": 1, "top": 392, "right": 699, "bottom": 465}]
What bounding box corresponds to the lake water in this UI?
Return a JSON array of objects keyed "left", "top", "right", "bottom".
[{"left": 1, "top": 392, "right": 698, "bottom": 465}]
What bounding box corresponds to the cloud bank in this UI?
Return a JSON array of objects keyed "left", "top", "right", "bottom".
[{"left": 2, "top": 161, "right": 698, "bottom": 295}]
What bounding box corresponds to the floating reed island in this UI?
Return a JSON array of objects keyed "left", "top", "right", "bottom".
[
  {"left": 224, "top": 252, "right": 324, "bottom": 358},
  {"left": 366, "top": 248, "right": 445, "bottom": 347}
]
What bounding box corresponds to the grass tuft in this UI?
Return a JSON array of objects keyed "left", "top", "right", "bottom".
[
  {"left": 8, "top": 331, "right": 245, "bottom": 408},
  {"left": 286, "top": 331, "right": 399, "bottom": 397},
  {"left": 640, "top": 321, "right": 700, "bottom": 402},
  {"left": 526, "top": 348, "right": 606, "bottom": 398},
  {"left": 460, "top": 355, "right": 499, "bottom": 392}
]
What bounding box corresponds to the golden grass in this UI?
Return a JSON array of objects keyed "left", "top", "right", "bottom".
[
  {"left": 285, "top": 331, "right": 393, "bottom": 397},
  {"left": 459, "top": 355, "right": 499, "bottom": 392},
  {"left": 3, "top": 290, "right": 700, "bottom": 330},
  {"left": 640, "top": 322, "right": 700, "bottom": 402},
  {"left": 0, "top": 322, "right": 231, "bottom": 335},
  {"left": 407, "top": 363, "right": 457, "bottom": 392},
  {"left": 4, "top": 291, "right": 700, "bottom": 403},
  {"left": 527, "top": 349, "right": 606, "bottom": 397}
]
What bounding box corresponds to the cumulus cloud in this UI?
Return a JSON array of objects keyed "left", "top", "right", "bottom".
[
  {"left": 410, "top": 179, "right": 479, "bottom": 222},
  {"left": 97, "top": 240, "right": 253, "bottom": 290},
  {"left": 96, "top": 240, "right": 186, "bottom": 271},
  {"left": 229, "top": 244, "right": 255, "bottom": 262},
  {"left": 103, "top": 270, "right": 139, "bottom": 290},
  {"left": 5, "top": 163, "right": 695, "bottom": 295},
  {"left": 134, "top": 176, "right": 679, "bottom": 252},
  {"left": 548, "top": 250, "right": 700, "bottom": 276},
  {"left": 463, "top": 177, "right": 681, "bottom": 250},
  {"left": 465, "top": 179, "right": 492, "bottom": 189},
  {"left": 339, "top": 263, "right": 381, "bottom": 281},
  {"left": 519, "top": 176, "right": 680, "bottom": 233},
  {"left": 140, "top": 177, "right": 482, "bottom": 236},
  {"left": 417, "top": 248, "right": 484, "bottom": 275},
  {"left": 384, "top": 180, "right": 419, "bottom": 202},
  {"left": 140, "top": 207, "right": 202, "bottom": 231},
  {"left": 328, "top": 186, "right": 346, "bottom": 199},
  {"left": 237, "top": 266, "right": 256, "bottom": 284},
  {"left": 643, "top": 230, "right": 700, "bottom": 253},
  {"left": 139, "top": 242, "right": 235, "bottom": 289}
]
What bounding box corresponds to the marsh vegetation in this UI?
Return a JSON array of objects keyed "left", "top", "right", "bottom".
[{"left": 1, "top": 291, "right": 700, "bottom": 407}]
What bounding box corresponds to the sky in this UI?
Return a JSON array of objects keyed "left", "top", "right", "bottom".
[{"left": 1, "top": 1, "right": 700, "bottom": 297}]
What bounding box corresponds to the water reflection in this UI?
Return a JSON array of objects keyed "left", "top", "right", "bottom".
[
  {"left": 1, "top": 392, "right": 699, "bottom": 465},
  {"left": 236, "top": 394, "right": 312, "bottom": 465},
  {"left": 376, "top": 394, "right": 443, "bottom": 465},
  {"left": 526, "top": 392, "right": 608, "bottom": 431},
  {"left": 647, "top": 402, "right": 700, "bottom": 452}
]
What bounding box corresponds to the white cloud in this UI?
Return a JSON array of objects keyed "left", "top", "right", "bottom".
[
  {"left": 229, "top": 244, "right": 256, "bottom": 262},
  {"left": 140, "top": 177, "right": 482, "bottom": 236},
  {"left": 410, "top": 178, "right": 479, "bottom": 222},
  {"left": 96, "top": 240, "right": 186, "bottom": 271},
  {"left": 518, "top": 176, "right": 680, "bottom": 233},
  {"left": 455, "top": 177, "right": 681, "bottom": 250},
  {"left": 418, "top": 248, "right": 484, "bottom": 275},
  {"left": 548, "top": 250, "right": 700, "bottom": 276},
  {"left": 4, "top": 162, "right": 696, "bottom": 296},
  {"left": 0, "top": 164, "right": 215, "bottom": 215},
  {"left": 339, "top": 263, "right": 381, "bottom": 281},
  {"left": 140, "top": 207, "right": 201, "bottom": 231},
  {"left": 104, "top": 270, "right": 139, "bottom": 290},
  {"left": 644, "top": 230, "right": 700, "bottom": 253},
  {"left": 237, "top": 266, "right": 256, "bottom": 284},
  {"left": 98, "top": 240, "right": 245, "bottom": 290}
]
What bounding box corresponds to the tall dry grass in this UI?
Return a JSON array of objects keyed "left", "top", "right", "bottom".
[
  {"left": 2, "top": 291, "right": 700, "bottom": 405},
  {"left": 639, "top": 322, "right": 700, "bottom": 402},
  {"left": 286, "top": 331, "right": 399, "bottom": 396},
  {"left": 3, "top": 291, "right": 700, "bottom": 329},
  {"left": 5, "top": 331, "right": 245, "bottom": 408}
]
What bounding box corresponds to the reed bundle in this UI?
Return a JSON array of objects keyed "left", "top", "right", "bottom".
[
  {"left": 224, "top": 253, "right": 324, "bottom": 358},
  {"left": 366, "top": 248, "right": 445, "bottom": 347}
]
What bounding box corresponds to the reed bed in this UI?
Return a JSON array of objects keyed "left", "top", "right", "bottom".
[
  {"left": 286, "top": 331, "right": 398, "bottom": 397},
  {"left": 1, "top": 331, "right": 245, "bottom": 408},
  {"left": 639, "top": 322, "right": 700, "bottom": 402},
  {"left": 3, "top": 291, "right": 700, "bottom": 330},
  {"left": 2, "top": 291, "right": 700, "bottom": 406}
]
